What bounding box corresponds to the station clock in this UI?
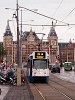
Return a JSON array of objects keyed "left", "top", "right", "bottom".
[{"left": 51, "top": 40, "right": 56, "bottom": 46}]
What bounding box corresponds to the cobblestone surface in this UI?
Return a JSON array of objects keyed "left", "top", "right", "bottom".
[{"left": 3, "top": 84, "right": 34, "bottom": 100}]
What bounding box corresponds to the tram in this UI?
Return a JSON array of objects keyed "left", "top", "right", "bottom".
[
  {"left": 64, "top": 62, "right": 72, "bottom": 71},
  {"left": 27, "top": 51, "right": 49, "bottom": 82}
]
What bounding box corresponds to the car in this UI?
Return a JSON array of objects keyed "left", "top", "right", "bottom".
[
  {"left": 49, "top": 64, "right": 55, "bottom": 70},
  {"left": 51, "top": 64, "right": 60, "bottom": 73}
]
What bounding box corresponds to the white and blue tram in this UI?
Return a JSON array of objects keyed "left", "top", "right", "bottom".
[{"left": 27, "top": 51, "right": 49, "bottom": 82}]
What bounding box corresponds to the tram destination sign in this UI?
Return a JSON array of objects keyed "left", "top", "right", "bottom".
[{"left": 35, "top": 52, "right": 45, "bottom": 59}]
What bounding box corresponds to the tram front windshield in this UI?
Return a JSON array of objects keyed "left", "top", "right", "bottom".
[{"left": 33, "top": 59, "right": 47, "bottom": 69}]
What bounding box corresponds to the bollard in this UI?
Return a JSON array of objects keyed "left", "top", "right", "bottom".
[{"left": 0, "top": 88, "right": 1, "bottom": 95}]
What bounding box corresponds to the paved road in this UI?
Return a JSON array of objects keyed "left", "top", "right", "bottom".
[
  {"left": 53, "top": 67, "right": 75, "bottom": 83},
  {"left": 0, "top": 85, "right": 9, "bottom": 100},
  {"left": 1, "top": 67, "right": 75, "bottom": 100}
]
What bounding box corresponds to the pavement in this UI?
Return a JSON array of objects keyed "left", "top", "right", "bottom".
[
  {"left": 0, "top": 83, "right": 34, "bottom": 100},
  {"left": 0, "top": 68, "right": 34, "bottom": 100},
  {"left": 0, "top": 85, "right": 9, "bottom": 100}
]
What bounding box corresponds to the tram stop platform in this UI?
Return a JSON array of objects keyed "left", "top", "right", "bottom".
[{"left": 2, "top": 83, "right": 34, "bottom": 100}]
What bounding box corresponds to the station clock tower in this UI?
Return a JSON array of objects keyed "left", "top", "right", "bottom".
[
  {"left": 3, "top": 20, "right": 13, "bottom": 64},
  {"left": 48, "top": 21, "right": 58, "bottom": 63}
]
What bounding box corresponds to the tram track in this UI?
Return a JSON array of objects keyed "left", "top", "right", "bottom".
[
  {"left": 48, "top": 73, "right": 75, "bottom": 100},
  {"left": 49, "top": 77, "right": 75, "bottom": 92},
  {"left": 25, "top": 69, "right": 46, "bottom": 100},
  {"left": 31, "top": 73, "right": 75, "bottom": 100},
  {"left": 33, "top": 82, "right": 74, "bottom": 100},
  {"left": 34, "top": 83, "right": 47, "bottom": 100},
  {"left": 48, "top": 82, "right": 73, "bottom": 100},
  {"left": 24, "top": 68, "right": 75, "bottom": 100},
  {"left": 26, "top": 77, "right": 75, "bottom": 99}
]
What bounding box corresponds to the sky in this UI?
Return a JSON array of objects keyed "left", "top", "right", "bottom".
[{"left": 0, "top": 0, "right": 75, "bottom": 42}]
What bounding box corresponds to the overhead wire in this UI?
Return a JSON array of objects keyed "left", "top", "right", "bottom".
[
  {"left": 52, "top": 0, "right": 64, "bottom": 17},
  {"left": 19, "top": 23, "right": 75, "bottom": 26},
  {"left": 52, "top": 4, "right": 75, "bottom": 35},
  {"left": 61, "top": 8, "right": 75, "bottom": 22},
  {"left": 19, "top": 6, "right": 69, "bottom": 25},
  {"left": 9, "top": 5, "right": 75, "bottom": 29},
  {"left": 60, "top": 7, "right": 75, "bottom": 34},
  {"left": 10, "top": 5, "right": 75, "bottom": 39},
  {"left": 51, "top": 0, "right": 75, "bottom": 33},
  {"left": 18, "top": 4, "right": 75, "bottom": 43}
]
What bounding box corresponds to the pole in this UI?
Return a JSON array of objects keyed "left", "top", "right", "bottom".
[
  {"left": 16, "top": 0, "right": 19, "bottom": 65},
  {"left": 16, "top": 0, "right": 21, "bottom": 86},
  {"left": 49, "top": 44, "right": 51, "bottom": 63},
  {"left": 20, "top": 10, "right": 22, "bottom": 66}
]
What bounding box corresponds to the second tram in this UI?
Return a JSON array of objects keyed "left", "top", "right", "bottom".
[
  {"left": 27, "top": 51, "right": 49, "bottom": 82},
  {"left": 64, "top": 62, "right": 72, "bottom": 71}
]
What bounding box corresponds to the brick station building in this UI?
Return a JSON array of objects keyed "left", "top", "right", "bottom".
[{"left": 1, "top": 20, "right": 75, "bottom": 64}]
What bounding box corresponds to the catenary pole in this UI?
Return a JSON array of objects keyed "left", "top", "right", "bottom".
[
  {"left": 20, "top": 10, "right": 22, "bottom": 67},
  {"left": 16, "top": 0, "right": 19, "bottom": 65},
  {"left": 16, "top": 0, "right": 21, "bottom": 86}
]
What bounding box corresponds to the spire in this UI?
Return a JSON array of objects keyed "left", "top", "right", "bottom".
[
  {"left": 52, "top": 20, "right": 53, "bottom": 27},
  {"left": 6, "top": 20, "right": 10, "bottom": 31},
  {"left": 48, "top": 21, "right": 57, "bottom": 37},
  {"left": 4, "top": 20, "right": 12, "bottom": 36},
  {"left": 30, "top": 27, "right": 33, "bottom": 35},
  {"left": 30, "top": 27, "right": 32, "bottom": 32},
  {"left": 69, "top": 38, "right": 72, "bottom": 43}
]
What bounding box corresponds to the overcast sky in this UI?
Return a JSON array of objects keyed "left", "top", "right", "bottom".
[{"left": 0, "top": 0, "right": 75, "bottom": 42}]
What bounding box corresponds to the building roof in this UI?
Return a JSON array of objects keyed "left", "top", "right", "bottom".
[
  {"left": 21, "top": 30, "right": 40, "bottom": 42},
  {"left": 4, "top": 20, "right": 12, "bottom": 36},
  {"left": 58, "top": 43, "right": 68, "bottom": 48},
  {"left": 58, "top": 42, "right": 75, "bottom": 48}
]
